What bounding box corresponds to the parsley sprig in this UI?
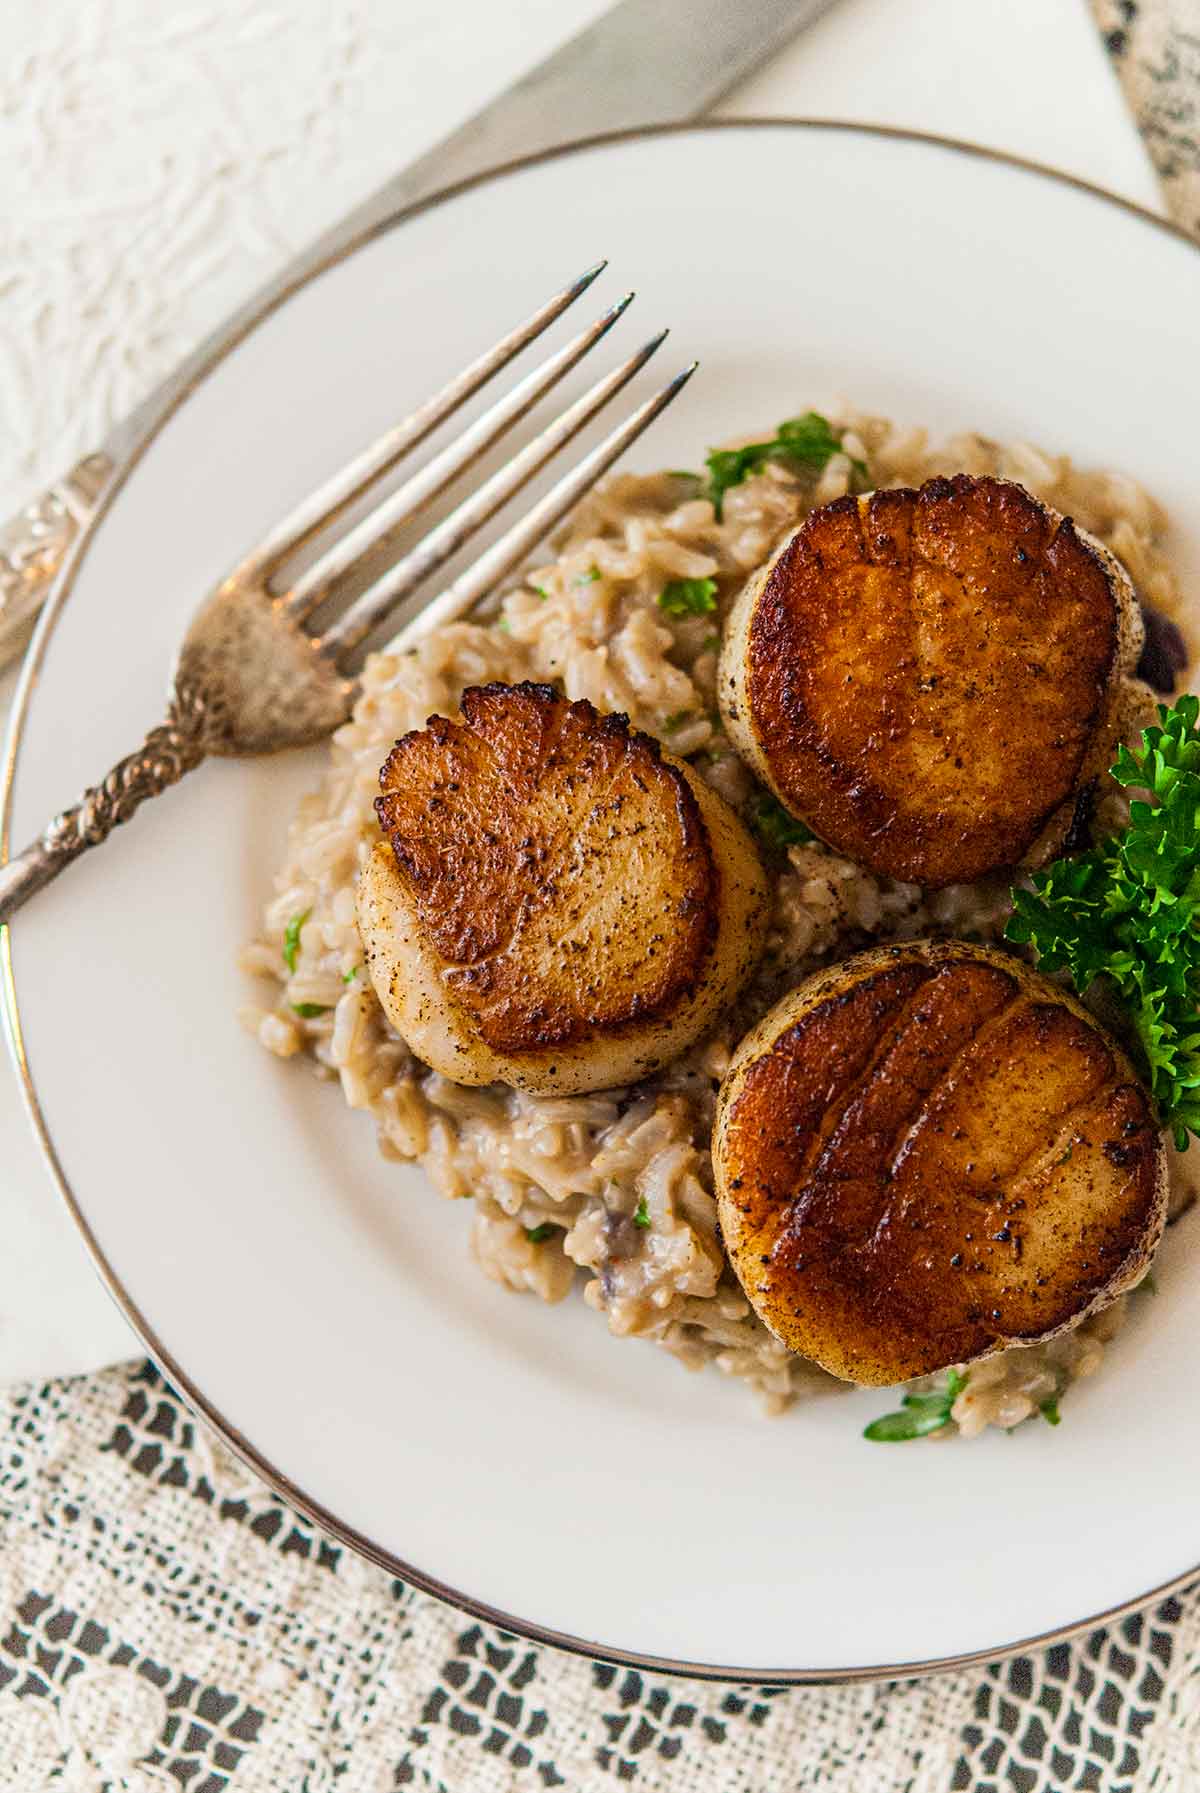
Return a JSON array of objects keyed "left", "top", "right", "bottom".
[
  {"left": 705, "top": 412, "right": 867, "bottom": 519},
  {"left": 282, "top": 909, "right": 310, "bottom": 974},
  {"left": 1006, "top": 695, "right": 1200, "bottom": 1148},
  {"left": 750, "top": 793, "right": 813, "bottom": 851},
  {"left": 864, "top": 1369, "right": 966, "bottom": 1443},
  {"left": 657, "top": 576, "right": 718, "bottom": 617}
]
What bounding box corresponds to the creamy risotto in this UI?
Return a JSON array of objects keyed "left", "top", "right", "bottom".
[{"left": 241, "top": 406, "right": 1193, "bottom": 1433}]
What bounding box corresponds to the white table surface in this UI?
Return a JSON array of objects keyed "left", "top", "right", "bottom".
[{"left": 0, "top": 0, "right": 1163, "bottom": 1384}]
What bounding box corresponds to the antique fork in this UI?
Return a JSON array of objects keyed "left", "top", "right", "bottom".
[{"left": 0, "top": 264, "right": 695, "bottom": 925}]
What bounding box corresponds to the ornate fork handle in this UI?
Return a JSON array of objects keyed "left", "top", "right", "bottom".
[{"left": 0, "top": 683, "right": 210, "bottom": 926}]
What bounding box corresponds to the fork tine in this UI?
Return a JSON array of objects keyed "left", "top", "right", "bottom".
[
  {"left": 317, "top": 334, "right": 674, "bottom": 660},
  {"left": 240, "top": 261, "right": 608, "bottom": 580},
  {"left": 281, "top": 291, "right": 636, "bottom": 621},
  {"left": 387, "top": 364, "right": 700, "bottom": 653}
]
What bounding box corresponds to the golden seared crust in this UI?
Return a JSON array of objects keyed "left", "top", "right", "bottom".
[
  {"left": 375, "top": 682, "right": 718, "bottom": 1054},
  {"left": 729, "top": 475, "right": 1125, "bottom": 888},
  {"left": 714, "top": 941, "right": 1167, "bottom": 1385}
]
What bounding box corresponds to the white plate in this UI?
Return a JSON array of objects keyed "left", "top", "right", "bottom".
[{"left": 5, "top": 123, "right": 1200, "bottom": 1681}]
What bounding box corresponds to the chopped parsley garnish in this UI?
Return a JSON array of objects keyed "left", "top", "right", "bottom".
[
  {"left": 525, "top": 1223, "right": 554, "bottom": 1244},
  {"left": 531, "top": 584, "right": 549, "bottom": 600},
  {"left": 1039, "top": 1397, "right": 1062, "bottom": 1427},
  {"left": 657, "top": 576, "right": 718, "bottom": 618},
  {"left": 633, "top": 1196, "right": 651, "bottom": 1229},
  {"left": 864, "top": 1369, "right": 966, "bottom": 1443},
  {"left": 291, "top": 1002, "right": 330, "bottom": 1019},
  {"left": 342, "top": 967, "right": 360, "bottom": 984},
  {"left": 750, "top": 793, "right": 813, "bottom": 851},
  {"left": 662, "top": 710, "right": 693, "bottom": 735},
  {"left": 1007, "top": 695, "right": 1200, "bottom": 1148},
  {"left": 576, "top": 566, "right": 601, "bottom": 586},
  {"left": 705, "top": 412, "right": 868, "bottom": 519},
  {"left": 282, "top": 909, "right": 310, "bottom": 974},
  {"left": 669, "top": 469, "right": 701, "bottom": 481}
]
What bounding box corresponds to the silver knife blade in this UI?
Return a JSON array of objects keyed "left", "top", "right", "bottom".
[{"left": 0, "top": 0, "right": 841, "bottom": 669}]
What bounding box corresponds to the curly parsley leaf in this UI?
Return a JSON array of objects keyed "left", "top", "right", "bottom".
[
  {"left": 657, "top": 576, "right": 718, "bottom": 618},
  {"left": 705, "top": 412, "right": 868, "bottom": 519},
  {"left": 1039, "top": 1397, "right": 1062, "bottom": 1427},
  {"left": 633, "top": 1196, "right": 651, "bottom": 1229},
  {"left": 282, "top": 909, "right": 311, "bottom": 974},
  {"left": 750, "top": 793, "right": 813, "bottom": 851},
  {"left": 525, "top": 1223, "right": 554, "bottom": 1244},
  {"left": 291, "top": 1002, "right": 330, "bottom": 1019},
  {"left": 864, "top": 1369, "right": 966, "bottom": 1443},
  {"left": 1006, "top": 694, "right": 1200, "bottom": 1148}
]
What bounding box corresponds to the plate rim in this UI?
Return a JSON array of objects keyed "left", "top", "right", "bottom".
[{"left": 4, "top": 117, "right": 1199, "bottom": 1684}]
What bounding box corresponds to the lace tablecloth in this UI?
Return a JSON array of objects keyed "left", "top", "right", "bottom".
[
  {"left": 2, "top": 4, "right": 1200, "bottom": 1789},
  {"left": 0, "top": 1360, "right": 1197, "bottom": 1791}
]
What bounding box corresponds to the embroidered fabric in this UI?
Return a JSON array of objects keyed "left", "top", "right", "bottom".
[{"left": 1092, "top": 0, "right": 1200, "bottom": 240}]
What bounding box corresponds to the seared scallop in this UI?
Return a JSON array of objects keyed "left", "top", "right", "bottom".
[
  {"left": 357, "top": 681, "right": 769, "bottom": 1095},
  {"left": 713, "top": 940, "right": 1166, "bottom": 1385},
  {"left": 719, "top": 475, "right": 1143, "bottom": 888}
]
